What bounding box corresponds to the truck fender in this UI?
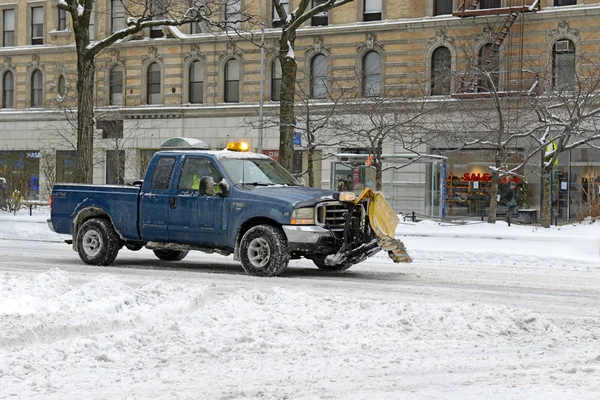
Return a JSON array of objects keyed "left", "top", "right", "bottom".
[
  {"left": 72, "top": 206, "right": 121, "bottom": 251},
  {"left": 232, "top": 216, "right": 284, "bottom": 261}
]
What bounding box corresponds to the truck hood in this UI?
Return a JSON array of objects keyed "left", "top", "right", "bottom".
[{"left": 240, "top": 186, "right": 335, "bottom": 207}]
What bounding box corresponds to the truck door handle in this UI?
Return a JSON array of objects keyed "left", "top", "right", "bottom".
[{"left": 170, "top": 197, "right": 177, "bottom": 209}]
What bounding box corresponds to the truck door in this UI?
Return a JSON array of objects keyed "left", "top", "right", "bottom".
[
  {"left": 168, "top": 156, "right": 227, "bottom": 246},
  {"left": 139, "top": 156, "right": 177, "bottom": 242}
]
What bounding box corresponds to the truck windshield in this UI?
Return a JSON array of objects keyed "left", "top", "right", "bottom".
[{"left": 220, "top": 158, "right": 300, "bottom": 186}]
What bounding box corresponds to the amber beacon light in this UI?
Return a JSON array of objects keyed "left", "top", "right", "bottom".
[{"left": 226, "top": 142, "right": 250, "bottom": 152}]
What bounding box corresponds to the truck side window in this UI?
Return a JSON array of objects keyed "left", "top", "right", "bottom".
[
  {"left": 150, "top": 157, "right": 176, "bottom": 190},
  {"left": 178, "top": 158, "right": 223, "bottom": 191}
]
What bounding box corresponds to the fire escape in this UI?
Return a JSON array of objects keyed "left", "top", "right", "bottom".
[{"left": 452, "top": 0, "right": 540, "bottom": 98}]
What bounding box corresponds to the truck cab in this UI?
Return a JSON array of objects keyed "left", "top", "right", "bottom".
[{"left": 49, "top": 141, "right": 410, "bottom": 276}]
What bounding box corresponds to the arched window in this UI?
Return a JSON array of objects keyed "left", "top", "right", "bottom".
[
  {"left": 31, "top": 69, "right": 43, "bottom": 108},
  {"left": 553, "top": 39, "right": 575, "bottom": 90},
  {"left": 57, "top": 75, "right": 66, "bottom": 98},
  {"left": 310, "top": 54, "right": 328, "bottom": 99},
  {"left": 431, "top": 47, "right": 451, "bottom": 95},
  {"left": 110, "top": 65, "right": 124, "bottom": 105},
  {"left": 2, "top": 71, "right": 14, "bottom": 108},
  {"left": 362, "top": 51, "right": 381, "bottom": 97},
  {"left": 147, "top": 62, "right": 161, "bottom": 104},
  {"left": 434, "top": 0, "right": 452, "bottom": 15},
  {"left": 271, "top": 59, "right": 282, "bottom": 101},
  {"left": 224, "top": 59, "right": 240, "bottom": 103},
  {"left": 189, "top": 60, "right": 204, "bottom": 104},
  {"left": 478, "top": 43, "right": 499, "bottom": 92}
]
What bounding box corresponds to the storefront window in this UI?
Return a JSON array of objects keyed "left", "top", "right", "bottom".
[
  {"left": 0, "top": 150, "right": 40, "bottom": 200},
  {"left": 443, "top": 149, "right": 523, "bottom": 217}
]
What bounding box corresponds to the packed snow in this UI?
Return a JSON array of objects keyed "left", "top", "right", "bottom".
[{"left": 1, "top": 207, "right": 600, "bottom": 399}]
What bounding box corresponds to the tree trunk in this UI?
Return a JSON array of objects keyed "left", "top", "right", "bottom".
[
  {"left": 540, "top": 168, "right": 552, "bottom": 228},
  {"left": 76, "top": 55, "right": 95, "bottom": 183},
  {"left": 278, "top": 36, "right": 297, "bottom": 173},
  {"left": 307, "top": 147, "right": 315, "bottom": 187},
  {"left": 487, "top": 171, "right": 499, "bottom": 224}
]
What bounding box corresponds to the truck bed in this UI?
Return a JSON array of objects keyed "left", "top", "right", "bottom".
[{"left": 50, "top": 184, "right": 141, "bottom": 240}]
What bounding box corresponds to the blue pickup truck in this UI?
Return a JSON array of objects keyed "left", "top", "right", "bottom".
[{"left": 48, "top": 142, "right": 410, "bottom": 276}]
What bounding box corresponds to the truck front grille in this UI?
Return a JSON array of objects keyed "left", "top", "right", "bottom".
[{"left": 316, "top": 201, "right": 365, "bottom": 230}]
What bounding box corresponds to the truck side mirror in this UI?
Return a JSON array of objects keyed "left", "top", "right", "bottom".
[
  {"left": 199, "top": 176, "right": 230, "bottom": 197},
  {"left": 199, "top": 176, "right": 216, "bottom": 196}
]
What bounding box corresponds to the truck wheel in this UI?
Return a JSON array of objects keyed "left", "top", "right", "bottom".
[
  {"left": 239, "top": 225, "right": 289, "bottom": 277},
  {"left": 312, "top": 256, "right": 353, "bottom": 271},
  {"left": 76, "top": 218, "right": 121, "bottom": 266},
  {"left": 153, "top": 249, "right": 188, "bottom": 261}
]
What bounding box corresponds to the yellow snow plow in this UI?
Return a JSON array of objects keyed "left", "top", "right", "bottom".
[
  {"left": 322, "top": 188, "right": 412, "bottom": 267},
  {"left": 355, "top": 188, "right": 412, "bottom": 263}
]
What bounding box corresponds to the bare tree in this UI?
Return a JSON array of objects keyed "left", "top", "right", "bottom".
[
  {"left": 332, "top": 92, "right": 433, "bottom": 191},
  {"left": 271, "top": 0, "right": 354, "bottom": 172},
  {"left": 57, "top": 0, "right": 249, "bottom": 183},
  {"left": 442, "top": 65, "right": 540, "bottom": 223},
  {"left": 502, "top": 65, "right": 600, "bottom": 227}
]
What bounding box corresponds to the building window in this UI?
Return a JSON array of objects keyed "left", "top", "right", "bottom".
[
  {"left": 89, "top": 1, "right": 96, "bottom": 40},
  {"left": 151, "top": 0, "right": 164, "bottom": 38},
  {"left": 271, "top": 59, "right": 282, "bottom": 101},
  {"left": 431, "top": 46, "right": 451, "bottom": 95},
  {"left": 189, "top": 60, "right": 204, "bottom": 103},
  {"left": 111, "top": 0, "right": 125, "bottom": 33},
  {"left": 31, "top": 7, "right": 44, "bottom": 45},
  {"left": 224, "top": 59, "right": 240, "bottom": 103},
  {"left": 2, "top": 71, "right": 14, "bottom": 108},
  {"left": 434, "top": 0, "right": 452, "bottom": 15},
  {"left": 110, "top": 65, "right": 124, "bottom": 105},
  {"left": 97, "top": 120, "right": 124, "bottom": 139},
  {"left": 190, "top": 21, "right": 202, "bottom": 34},
  {"left": 554, "top": 0, "right": 576, "bottom": 6},
  {"left": 106, "top": 150, "right": 125, "bottom": 185},
  {"left": 58, "top": 8, "right": 67, "bottom": 30},
  {"left": 56, "top": 150, "right": 78, "bottom": 183},
  {"left": 31, "top": 69, "right": 43, "bottom": 108},
  {"left": 272, "top": 0, "right": 289, "bottom": 27},
  {"left": 3, "top": 9, "right": 14, "bottom": 47},
  {"left": 553, "top": 39, "right": 576, "bottom": 90},
  {"left": 225, "top": 0, "right": 242, "bottom": 30},
  {"left": 310, "top": 54, "right": 328, "bottom": 99},
  {"left": 311, "top": 0, "right": 328, "bottom": 26},
  {"left": 362, "top": 51, "right": 381, "bottom": 97},
  {"left": 478, "top": 43, "right": 499, "bottom": 92},
  {"left": 57, "top": 75, "right": 66, "bottom": 98},
  {"left": 480, "top": 0, "right": 501, "bottom": 8},
  {"left": 364, "top": 0, "right": 382, "bottom": 21},
  {"left": 147, "top": 62, "right": 161, "bottom": 104}
]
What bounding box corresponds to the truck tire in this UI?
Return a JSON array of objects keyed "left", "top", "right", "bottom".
[
  {"left": 76, "top": 218, "right": 121, "bottom": 266},
  {"left": 239, "top": 225, "right": 290, "bottom": 277},
  {"left": 153, "top": 249, "right": 188, "bottom": 261},
  {"left": 312, "top": 256, "right": 353, "bottom": 271}
]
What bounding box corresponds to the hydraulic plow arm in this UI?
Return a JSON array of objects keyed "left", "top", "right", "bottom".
[{"left": 355, "top": 188, "right": 412, "bottom": 263}]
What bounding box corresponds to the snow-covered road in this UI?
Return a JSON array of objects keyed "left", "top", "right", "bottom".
[{"left": 1, "top": 213, "right": 600, "bottom": 399}]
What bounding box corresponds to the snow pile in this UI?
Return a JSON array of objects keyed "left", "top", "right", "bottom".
[
  {"left": 0, "top": 269, "right": 208, "bottom": 348},
  {"left": 3, "top": 270, "right": 599, "bottom": 399}
]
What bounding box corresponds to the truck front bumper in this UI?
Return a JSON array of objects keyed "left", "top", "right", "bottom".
[{"left": 282, "top": 225, "right": 336, "bottom": 252}]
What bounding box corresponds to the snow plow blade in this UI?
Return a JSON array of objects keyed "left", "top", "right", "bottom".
[{"left": 355, "top": 188, "right": 412, "bottom": 263}]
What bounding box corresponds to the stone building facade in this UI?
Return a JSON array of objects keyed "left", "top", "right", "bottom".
[{"left": 0, "top": 0, "right": 598, "bottom": 217}]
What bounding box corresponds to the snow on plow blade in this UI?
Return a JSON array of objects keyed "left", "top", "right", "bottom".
[{"left": 357, "top": 188, "right": 412, "bottom": 263}]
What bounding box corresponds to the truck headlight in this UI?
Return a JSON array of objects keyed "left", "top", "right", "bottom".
[
  {"left": 291, "top": 207, "right": 315, "bottom": 225},
  {"left": 334, "top": 191, "right": 356, "bottom": 202}
]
